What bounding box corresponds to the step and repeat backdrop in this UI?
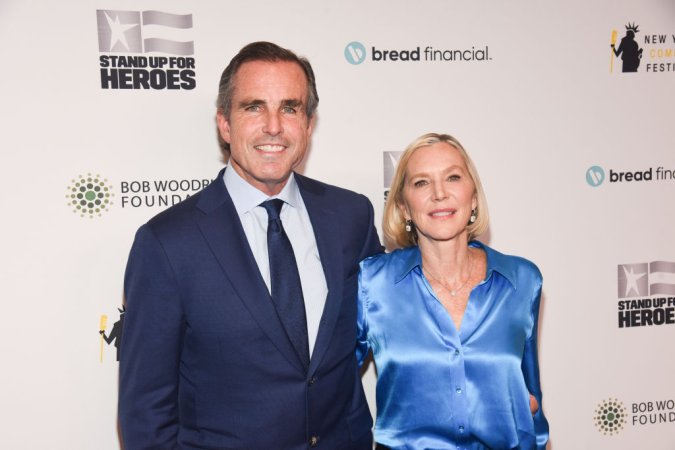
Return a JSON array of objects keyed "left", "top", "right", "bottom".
[{"left": 1, "top": 0, "right": 674, "bottom": 448}]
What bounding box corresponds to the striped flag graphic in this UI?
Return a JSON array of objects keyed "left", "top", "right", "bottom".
[
  {"left": 97, "top": 10, "right": 194, "bottom": 55},
  {"left": 650, "top": 261, "right": 675, "bottom": 295},
  {"left": 142, "top": 11, "right": 194, "bottom": 55}
]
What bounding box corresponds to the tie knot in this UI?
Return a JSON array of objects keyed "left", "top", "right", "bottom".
[{"left": 261, "top": 198, "right": 285, "bottom": 221}]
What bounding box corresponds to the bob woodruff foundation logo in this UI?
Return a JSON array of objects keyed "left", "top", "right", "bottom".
[
  {"left": 66, "top": 173, "right": 114, "bottom": 218},
  {"left": 594, "top": 398, "right": 627, "bottom": 435}
]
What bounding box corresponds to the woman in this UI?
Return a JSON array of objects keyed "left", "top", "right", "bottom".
[{"left": 357, "top": 133, "right": 549, "bottom": 449}]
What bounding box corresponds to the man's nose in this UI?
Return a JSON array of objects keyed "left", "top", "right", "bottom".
[{"left": 262, "top": 111, "right": 282, "bottom": 135}]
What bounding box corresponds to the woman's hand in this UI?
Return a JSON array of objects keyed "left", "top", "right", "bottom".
[{"left": 529, "top": 394, "right": 539, "bottom": 415}]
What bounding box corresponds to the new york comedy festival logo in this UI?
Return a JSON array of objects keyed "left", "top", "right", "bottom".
[{"left": 609, "top": 21, "right": 675, "bottom": 73}]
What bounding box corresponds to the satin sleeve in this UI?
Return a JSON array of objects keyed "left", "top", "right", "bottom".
[
  {"left": 521, "top": 272, "right": 550, "bottom": 449},
  {"left": 355, "top": 260, "right": 371, "bottom": 367}
]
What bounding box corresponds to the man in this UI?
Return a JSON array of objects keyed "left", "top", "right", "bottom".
[{"left": 119, "top": 42, "right": 382, "bottom": 449}]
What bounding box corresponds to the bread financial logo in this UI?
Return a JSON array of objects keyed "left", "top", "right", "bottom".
[
  {"left": 96, "top": 10, "right": 196, "bottom": 90},
  {"left": 66, "top": 174, "right": 114, "bottom": 218},
  {"left": 345, "top": 42, "right": 367, "bottom": 65},
  {"left": 345, "top": 41, "right": 491, "bottom": 65},
  {"left": 585, "top": 166, "right": 605, "bottom": 187},
  {"left": 586, "top": 165, "right": 674, "bottom": 187},
  {"left": 594, "top": 398, "right": 627, "bottom": 435}
]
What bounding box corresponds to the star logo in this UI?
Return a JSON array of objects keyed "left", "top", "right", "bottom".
[
  {"left": 617, "top": 263, "right": 649, "bottom": 298},
  {"left": 623, "top": 265, "right": 647, "bottom": 297},
  {"left": 105, "top": 12, "right": 138, "bottom": 52},
  {"left": 96, "top": 10, "right": 142, "bottom": 53}
]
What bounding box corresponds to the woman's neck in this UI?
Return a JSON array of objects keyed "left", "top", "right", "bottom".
[{"left": 419, "top": 233, "right": 473, "bottom": 284}]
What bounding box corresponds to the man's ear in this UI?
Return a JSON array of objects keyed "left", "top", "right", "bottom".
[
  {"left": 216, "top": 110, "right": 231, "bottom": 144},
  {"left": 307, "top": 114, "right": 316, "bottom": 135}
]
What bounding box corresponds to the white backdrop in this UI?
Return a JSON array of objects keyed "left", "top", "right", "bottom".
[{"left": 1, "top": 0, "right": 674, "bottom": 448}]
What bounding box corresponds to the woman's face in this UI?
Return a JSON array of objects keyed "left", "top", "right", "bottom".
[{"left": 399, "top": 142, "right": 477, "bottom": 245}]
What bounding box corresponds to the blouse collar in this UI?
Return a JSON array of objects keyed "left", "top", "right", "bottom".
[{"left": 394, "top": 240, "right": 518, "bottom": 289}]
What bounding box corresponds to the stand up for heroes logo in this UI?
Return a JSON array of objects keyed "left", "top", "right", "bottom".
[
  {"left": 617, "top": 261, "right": 675, "bottom": 328},
  {"left": 96, "top": 10, "right": 196, "bottom": 90}
]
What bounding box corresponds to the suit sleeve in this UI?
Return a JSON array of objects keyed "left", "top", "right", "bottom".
[
  {"left": 521, "top": 272, "right": 550, "bottom": 450},
  {"left": 119, "top": 224, "right": 184, "bottom": 450},
  {"left": 357, "top": 194, "right": 384, "bottom": 261}
]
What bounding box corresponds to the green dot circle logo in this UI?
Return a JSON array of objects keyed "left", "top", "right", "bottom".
[
  {"left": 66, "top": 174, "right": 115, "bottom": 218},
  {"left": 594, "top": 398, "right": 627, "bottom": 435}
]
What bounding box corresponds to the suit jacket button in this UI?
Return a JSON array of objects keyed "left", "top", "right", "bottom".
[
  {"left": 309, "top": 436, "right": 319, "bottom": 447},
  {"left": 308, "top": 376, "right": 317, "bottom": 386}
]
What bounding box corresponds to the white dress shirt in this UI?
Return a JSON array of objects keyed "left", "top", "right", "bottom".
[{"left": 223, "top": 167, "right": 328, "bottom": 356}]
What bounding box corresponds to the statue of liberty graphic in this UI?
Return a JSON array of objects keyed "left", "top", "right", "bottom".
[{"left": 611, "top": 22, "right": 643, "bottom": 73}]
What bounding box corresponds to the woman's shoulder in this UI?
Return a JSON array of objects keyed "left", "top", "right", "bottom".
[
  {"left": 360, "top": 246, "right": 419, "bottom": 277},
  {"left": 475, "top": 241, "right": 542, "bottom": 282}
]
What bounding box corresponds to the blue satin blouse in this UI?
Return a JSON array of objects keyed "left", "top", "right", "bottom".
[{"left": 357, "top": 241, "right": 549, "bottom": 450}]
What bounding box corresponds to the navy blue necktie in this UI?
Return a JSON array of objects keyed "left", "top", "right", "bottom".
[{"left": 261, "top": 199, "right": 310, "bottom": 369}]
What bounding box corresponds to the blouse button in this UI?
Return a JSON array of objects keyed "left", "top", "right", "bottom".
[
  {"left": 458, "top": 425, "right": 465, "bottom": 433},
  {"left": 454, "top": 349, "right": 460, "bottom": 356},
  {"left": 455, "top": 387, "right": 462, "bottom": 394}
]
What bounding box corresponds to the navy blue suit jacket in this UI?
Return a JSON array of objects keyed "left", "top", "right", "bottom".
[{"left": 119, "top": 169, "right": 382, "bottom": 450}]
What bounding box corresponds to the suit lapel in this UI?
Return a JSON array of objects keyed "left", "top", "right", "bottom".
[
  {"left": 196, "top": 170, "right": 306, "bottom": 373},
  {"left": 297, "top": 176, "right": 345, "bottom": 374}
]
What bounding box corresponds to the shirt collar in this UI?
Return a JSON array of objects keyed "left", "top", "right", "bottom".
[
  {"left": 395, "top": 246, "right": 423, "bottom": 284},
  {"left": 224, "top": 166, "right": 301, "bottom": 214},
  {"left": 469, "top": 240, "right": 518, "bottom": 288},
  {"left": 394, "top": 240, "right": 517, "bottom": 288}
]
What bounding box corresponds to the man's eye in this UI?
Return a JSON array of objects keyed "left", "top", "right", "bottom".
[
  {"left": 282, "top": 106, "right": 297, "bottom": 113},
  {"left": 245, "top": 105, "right": 262, "bottom": 112}
]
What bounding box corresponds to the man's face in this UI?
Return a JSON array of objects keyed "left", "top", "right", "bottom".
[{"left": 217, "top": 60, "right": 314, "bottom": 196}]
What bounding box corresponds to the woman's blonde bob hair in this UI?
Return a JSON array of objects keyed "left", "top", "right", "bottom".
[{"left": 383, "top": 132, "right": 489, "bottom": 250}]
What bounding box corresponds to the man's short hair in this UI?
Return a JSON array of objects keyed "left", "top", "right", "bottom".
[{"left": 216, "top": 41, "right": 319, "bottom": 120}]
